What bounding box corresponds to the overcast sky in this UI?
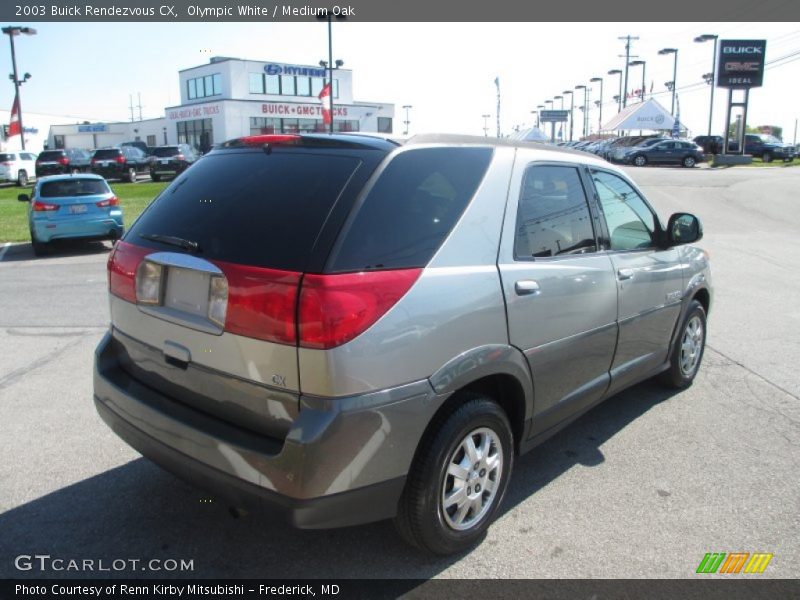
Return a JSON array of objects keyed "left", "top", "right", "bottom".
[{"left": 4, "top": 22, "right": 800, "bottom": 140}]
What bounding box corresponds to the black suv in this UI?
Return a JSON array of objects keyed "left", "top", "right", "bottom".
[
  {"left": 149, "top": 144, "right": 198, "bottom": 181},
  {"left": 35, "top": 149, "right": 92, "bottom": 177},
  {"left": 728, "top": 134, "right": 796, "bottom": 162},
  {"left": 693, "top": 135, "right": 724, "bottom": 155},
  {"left": 90, "top": 147, "right": 150, "bottom": 182}
]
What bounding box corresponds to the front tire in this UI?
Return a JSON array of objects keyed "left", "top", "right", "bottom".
[
  {"left": 659, "top": 299, "right": 707, "bottom": 389},
  {"left": 127, "top": 167, "right": 137, "bottom": 183},
  {"left": 17, "top": 170, "right": 28, "bottom": 187},
  {"left": 394, "top": 394, "right": 513, "bottom": 554},
  {"left": 633, "top": 155, "right": 647, "bottom": 167}
]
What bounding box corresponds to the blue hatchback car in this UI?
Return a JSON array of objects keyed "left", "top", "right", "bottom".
[{"left": 20, "top": 174, "right": 124, "bottom": 256}]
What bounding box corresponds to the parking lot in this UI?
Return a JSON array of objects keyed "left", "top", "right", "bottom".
[{"left": 0, "top": 165, "right": 798, "bottom": 579}]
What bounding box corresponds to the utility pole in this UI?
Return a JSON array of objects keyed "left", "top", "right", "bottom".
[
  {"left": 138, "top": 92, "right": 143, "bottom": 121},
  {"left": 129, "top": 95, "right": 135, "bottom": 122},
  {"left": 618, "top": 35, "right": 639, "bottom": 109}
]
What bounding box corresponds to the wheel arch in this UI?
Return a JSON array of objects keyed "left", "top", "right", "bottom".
[{"left": 427, "top": 345, "right": 533, "bottom": 454}]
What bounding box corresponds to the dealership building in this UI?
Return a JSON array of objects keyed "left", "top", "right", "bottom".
[{"left": 45, "top": 57, "right": 395, "bottom": 153}]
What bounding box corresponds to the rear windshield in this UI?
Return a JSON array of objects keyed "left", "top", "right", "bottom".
[
  {"left": 329, "top": 147, "right": 493, "bottom": 272},
  {"left": 93, "top": 149, "right": 122, "bottom": 159},
  {"left": 40, "top": 179, "right": 110, "bottom": 198},
  {"left": 38, "top": 151, "right": 65, "bottom": 161},
  {"left": 0, "top": 153, "right": 15, "bottom": 162},
  {"left": 126, "top": 150, "right": 361, "bottom": 271},
  {"left": 152, "top": 147, "right": 181, "bottom": 157}
]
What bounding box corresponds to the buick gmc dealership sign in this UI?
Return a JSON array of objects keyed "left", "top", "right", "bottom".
[{"left": 717, "top": 40, "right": 766, "bottom": 88}]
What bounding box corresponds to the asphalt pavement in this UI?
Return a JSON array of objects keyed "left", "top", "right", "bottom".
[{"left": 0, "top": 166, "right": 798, "bottom": 579}]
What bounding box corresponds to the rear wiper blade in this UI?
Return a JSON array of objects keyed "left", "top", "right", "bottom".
[{"left": 139, "top": 233, "right": 200, "bottom": 253}]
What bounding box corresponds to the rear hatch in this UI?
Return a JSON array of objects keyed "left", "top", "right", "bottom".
[
  {"left": 151, "top": 146, "right": 184, "bottom": 172},
  {"left": 92, "top": 149, "right": 124, "bottom": 171},
  {"left": 107, "top": 135, "right": 393, "bottom": 439},
  {"left": 34, "top": 177, "right": 118, "bottom": 220},
  {"left": 36, "top": 151, "right": 68, "bottom": 174}
]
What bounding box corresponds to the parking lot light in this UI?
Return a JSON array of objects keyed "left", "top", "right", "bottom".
[
  {"left": 562, "top": 90, "right": 575, "bottom": 141},
  {"left": 608, "top": 69, "right": 623, "bottom": 113},
  {"left": 695, "top": 34, "right": 719, "bottom": 136},
  {"left": 628, "top": 60, "right": 646, "bottom": 103},
  {"left": 658, "top": 48, "right": 679, "bottom": 115},
  {"left": 590, "top": 77, "right": 604, "bottom": 133}
]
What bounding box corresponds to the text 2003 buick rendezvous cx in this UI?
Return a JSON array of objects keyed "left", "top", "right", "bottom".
[{"left": 94, "top": 134, "right": 711, "bottom": 554}]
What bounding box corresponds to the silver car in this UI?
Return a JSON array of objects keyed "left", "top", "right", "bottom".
[{"left": 94, "top": 133, "right": 711, "bottom": 554}]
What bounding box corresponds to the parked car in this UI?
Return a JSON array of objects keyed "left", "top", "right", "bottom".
[
  {"left": 19, "top": 173, "right": 123, "bottom": 256},
  {"left": 149, "top": 144, "right": 198, "bottom": 181},
  {"left": 0, "top": 151, "right": 38, "bottom": 186},
  {"left": 35, "top": 148, "right": 92, "bottom": 177},
  {"left": 94, "top": 133, "right": 711, "bottom": 554},
  {"left": 622, "top": 140, "right": 705, "bottom": 168},
  {"left": 693, "top": 135, "right": 724, "bottom": 155},
  {"left": 609, "top": 137, "right": 669, "bottom": 163},
  {"left": 728, "top": 134, "right": 796, "bottom": 162},
  {"left": 90, "top": 147, "right": 150, "bottom": 182}
]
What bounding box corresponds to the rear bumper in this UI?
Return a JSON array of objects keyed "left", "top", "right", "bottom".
[
  {"left": 94, "top": 331, "right": 445, "bottom": 528},
  {"left": 32, "top": 215, "right": 123, "bottom": 243}
]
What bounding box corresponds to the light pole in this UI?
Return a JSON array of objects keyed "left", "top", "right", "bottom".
[
  {"left": 482, "top": 113, "right": 491, "bottom": 136},
  {"left": 545, "top": 99, "right": 553, "bottom": 110},
  {"left": 608, "top": 69, "right": 622, "bottom": 113},
  {"left": 402, "top": 104, "right": 413, "bottom": 136},
  {"left": 317, "top": 11, "right": 346, "bottom": 134},
  {"left": 562, "top": 90, "right": 574, "bottom": 141},
  {"left": 537, "top": 105, "right": 545, "bottom": 130},
  {"left": 629, "top": 60, "right": 646, "bottom": 102},
  {"left": 554, "top": 95, "right": 563, "bottom": 109},
  {"left": 695, "top": 34, "right": 718, "bottom": 135},
  {"left": 658, "top": 48, "right": 678, "bottom": 115},
  {"left": 575, "top": 85, "right": 588, "bottom": 138},
  {"left": 590, "top": 77, "right": 604, "bottom": 133},
  {"left": 2, "top": 26, "right": 36, "bottom": 150}
]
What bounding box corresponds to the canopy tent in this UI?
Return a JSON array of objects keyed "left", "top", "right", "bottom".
[
  {"left": 602, "top": 98, "right": 678, "bottom": 132},
  {"left": 508, "top": 127, "right": 549, "bottom": 142}
]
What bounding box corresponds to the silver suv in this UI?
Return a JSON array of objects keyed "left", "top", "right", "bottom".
[{"left": 94, "top": 133, "right": 711, "bottom": 554}]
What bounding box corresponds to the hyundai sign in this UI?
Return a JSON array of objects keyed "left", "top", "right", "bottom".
[{"left": 716, "top": 40, "right": 766, "bottom": 88}]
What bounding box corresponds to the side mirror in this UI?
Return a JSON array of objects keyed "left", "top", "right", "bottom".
[
  {"left": 667, "top": 213, "right": 703, "bottom": 245},
  {"left": 18, "top": 193, "right": 30, "bottom": 202}
]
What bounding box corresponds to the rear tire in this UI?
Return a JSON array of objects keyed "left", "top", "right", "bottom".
[
  {"left": 127, "top": 167, "right": 137, "bottom": 183},
  {"left": 762, "top": 152, "right": 772, "bottom": 163},
  {"left": 30, "top": 231, "right": 50, "bottom": 257},
  {"left": 394, "top": 394, "right": 513, "bottom": 554},
  {"left": 151, "top": 172, "right": 161, "bottom": 182},
  {"left": 17, "top": 170, "right": 28, "bottom": 187},
  {"left": 682, "top": 156, "right": 696, "bottom": 168},
  {"left": 659, "top": 300, "right": 707, "bottom": 389}
]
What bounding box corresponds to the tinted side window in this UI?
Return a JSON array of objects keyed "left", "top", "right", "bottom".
[
  {"left": 126, "top": 150, "right": 362, "bottom": 272},
  {"left": 329, "top": 147, "right": 493, "bottom": 272},
  {"left": 591, "top": 171, "right": 656, "bottom": 251},
  {"left": 514, "top": 165, "right": 596, "bottom": 259}
]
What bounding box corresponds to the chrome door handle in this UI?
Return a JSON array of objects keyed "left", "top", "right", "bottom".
[
  {"left": 617, "top": 268, "right": 635, "bottom": 281},
  {"left": 515, "top": 280, "right": 541, "bottom": 296}
]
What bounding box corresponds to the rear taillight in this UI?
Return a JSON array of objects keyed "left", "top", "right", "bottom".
[
  {"left": 1, "top": 161, "right": 11, "bottom": 166},
  {"left": 298, "top": 269, "right": 422, "bottom": 349},
  {"left": 108, "top": 241, "right": 151, "bottom": 303},
  {"left": 95, "top": 196, "right": 120, "bottom": 208},
  {"left": 115, "top": 155, "right": 126, "bottom": 164},
  {"left": 176, "top": 154, "right": 185, "bottom": 160},
  {"left": 58, "top": 157, "right": 70, "bottom": 165},
  {"left": 214, "top": 260, "right": 301, "bottom": 345},
  {"left": 32, "top": 200, "right": 60, "bottom": 211},
  {"left": 91, "top": 159, "right": 97, "bottom": 165}
]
